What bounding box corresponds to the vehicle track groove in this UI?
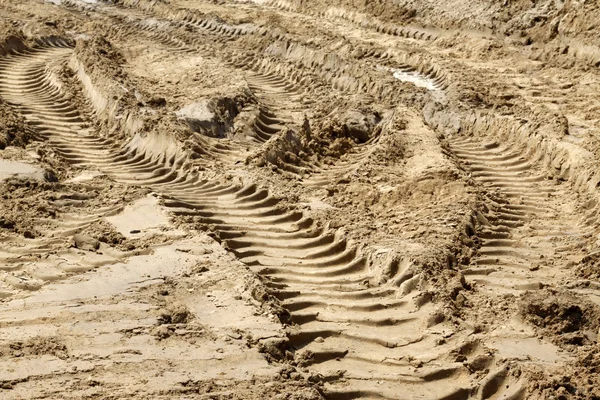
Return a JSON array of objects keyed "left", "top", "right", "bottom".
[
  {"left": 0, "top": 41, "right": 489, "bottom": 399},
  {"left": 448, "top": 137, "right": 588, "bottom": 294}
]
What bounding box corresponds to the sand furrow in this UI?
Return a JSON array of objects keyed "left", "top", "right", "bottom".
[
  {"left": 0, "top": 39, "right": 483, "bottom": 399},
  {"left": 449, "top": 137, "right": 588, "bottom": 294}
]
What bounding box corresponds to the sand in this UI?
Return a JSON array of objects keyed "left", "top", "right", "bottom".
[{"left": 0, "top": 0, "right": 599, "bottom": 398}]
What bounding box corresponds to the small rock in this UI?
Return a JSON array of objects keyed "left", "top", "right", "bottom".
[
  {"left": 43, "top": 170, "right": 58, "bottom": 183},
  {"left": 195, "top": 265, "right": 209, "bottom": 273},
  {"left": 158, "top": 304, "right": 189, "bottom": 325},
  {"left": 426, "top": 311, "right": 445, "bottom": 328},
  {"left": 0, "top": 217, "right": 15, "bottom": 229},
  {"left": 259, "top": 338, "right": 287, "bottom": 358},
  {"left": 73, "top": 234, "right": 100, "bottom": 251},
  {"left": 147, "top": 97, "right": 166, "bottom": 107},
  {"left": 227, "top": 332, "right": 242, "bottom": 340},
  {"left": 86, "top": 376, "right": 101, "bottom": 387},
  {"left": 153, "top": 326, "right": 171, "bottom": 340},
  {"left": 290, "top": 372, "right": 303, "bottom": 380},
  {"left": 170, "top": 305, "right": 189, "bottom": 324}
]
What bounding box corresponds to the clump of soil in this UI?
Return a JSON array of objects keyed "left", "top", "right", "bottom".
[
  {"left": 0, "top": 178, "right": 61, "bottom": 238},
  {"left": 526, "top": 345, "right": 600, "bottom": 399},
  {"left": 306, "top": 108, "right": 383, "bottom": 157},
  {"left": 75, "top": 34, "right": 127, "bottom": 75},
  {"left": 0, "top": 336, "right": 69, "bottom": 360},
  {"left": 576, "top": 251, "right": 600, "bottom": 281},
  {"left": 250, "top": 105, "right": 386, "bottom": 172},
  {"left": 0, "top": 100, "right": 36, "bottom": 149},
  {"left": 0, "top": 177, "right": 145, "bottom": 242},
  {"left": 513, "top": 289, "right": 600, "bottom": 398},
  {"left": 79, "top": 218, "right": 129, "bottom": 247},
  {"left": 177, "top": 94, "right": 251, "bottom": 139},
  {"left": 520, "top": 289, "right": 600, "bottom": 346}
]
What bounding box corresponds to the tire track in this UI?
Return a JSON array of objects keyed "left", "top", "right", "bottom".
[
  {"left": 100, "top": 8, "right": 382, "bottom": 182},
  {"left": 242, "top": 65, "right": 379, "bottom": 183},
  {"left": 87, "top": 1, "right": 448, "bottom": 188},
  {"left": 3, "top": 5, "right": 530, "bottom": 399},
  {"left": 100, "top": 15, "right": 297, "bottom": 160},
  {"left": 448, "top": 136, "right": 588, "bottom": 293},
  {"left": 0, "top": 41, "right": 502, "bottom": 399},
  {"left": 319, "top": 6, "right": 439, "bottom": 41},
  {"left": 243, "top": 67, "right": 306, "bottom": 144},
  {"left": 242, "top": 61, "right": 385, "bottom": 186},
  {"left": 0, "top": 40, "right": 151, "bottom": 294},
  {"left": 98, "top": 1, "right": 422, "bottom": 103},
  {"left": 258, "top": 1, "right": 439, "bottom": 42},
  {"left": 6, "top": 0, "right": 597, "bottom": 398}
]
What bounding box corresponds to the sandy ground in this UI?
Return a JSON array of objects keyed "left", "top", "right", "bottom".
[{"left": 0, "top": 0, "right": 600, "bottom": 398}]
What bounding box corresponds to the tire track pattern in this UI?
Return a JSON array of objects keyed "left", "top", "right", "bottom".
[
  {"left": 0, "top": 40, "right": 149, "bottom": 295},
  {"left": 103, "top": 9, "right": 381, "bottom": 182},
  {"left": 262, "top": 1, "right": 439, "bottom": 41},
  {"left": 85, "top": 1, "right": 451, "bottom": 188},
  {"left": 104, "top": 17, "right": 297, "bottom": 156},
  {"left": 449, "top": 137, "right": 587, "bottom": 293},
  {"left": 243, "top": 66, "right": 383, "bottom": 184},
  {"left": 0, "top": 41, "right": 514, "bottom": 399}
]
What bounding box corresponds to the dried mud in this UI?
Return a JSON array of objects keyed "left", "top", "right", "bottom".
[{"left": 1, "top": 0, "right": 600, "bottom": 399}]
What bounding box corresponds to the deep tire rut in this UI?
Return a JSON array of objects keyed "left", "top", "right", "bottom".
[
  {"left": 448, "top": 137, "right": 588, "bottom": 293},
  {"left": 0, "top": 42, "right": 484, "bottom": 399}
]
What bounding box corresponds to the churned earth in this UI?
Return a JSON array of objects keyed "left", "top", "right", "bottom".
[{"left": 0, "top": 0, "right": 599, "bottom": 399}]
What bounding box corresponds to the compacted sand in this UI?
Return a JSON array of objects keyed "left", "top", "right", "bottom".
[{"left": 1, "top": 0, "right": 600, "bottom": 398}]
